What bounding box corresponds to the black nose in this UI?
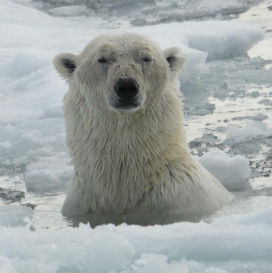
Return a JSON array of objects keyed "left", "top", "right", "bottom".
[{"left": 114, "top": 78, "right": 139, "bottom": 100}]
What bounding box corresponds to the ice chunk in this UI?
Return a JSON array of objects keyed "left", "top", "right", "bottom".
[
  {"left": 0, "top": 119, "right": 66, "bottom": 166},
  {"left": 180, "top": 47, "right": 208, "bottom": 83},
  {"left": 259, "top": 98, "right": 272, "bottom": 106},
  {"left": 39, "top": 104, "right": 63, "bottom": 119},
  {"left": 131, "top": 253, "right": 229, "bottom": 273},
  {"left": 227, "top": 121, "right": 272, "bottom": 142},
  {"left": 131, "top": 20, "right": 264, "bottom": 81},
  {"left": 6, "top": 52, "right": 50, "bottom": 78},
  {"left": 49, "top": 5, "right": 88, "bottom": 17},
  {"left": 0, "top": 205, "right": 32, "bottom": 227},
  {"left": 199, "top": 150, "right": 251, "bottom": 191},
  {"left": 249, "top": 113, "right": 268, "bottom": 121},
  {"left": 133, "top": 21, "right": 264, "bottom": 60},
  {"left": 185, "top": 21, "right": 265, "bottom": 60},
  {"left": 0, "top": 188, "right": 25, "bottom": 203},
  {"left": 25, "top": 152, "right": 73, "bottom": 193}
]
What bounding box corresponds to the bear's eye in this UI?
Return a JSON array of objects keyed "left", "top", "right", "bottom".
[
  {"left": 142, "top": 56, "right": 152, "bottom": 63},
  {"left": 98, "top": 57, "right": 108, "bottom": 64}
]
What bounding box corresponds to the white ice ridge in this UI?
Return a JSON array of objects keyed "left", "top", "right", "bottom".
[{"left": 0, "top": 206, "right": 271, "bottom": 272}]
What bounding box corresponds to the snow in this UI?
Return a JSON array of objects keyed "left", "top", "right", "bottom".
[
  {"left": 0, "top": 206, "right": 272, "bottom": 272},
  {"left": 199, "top": 150, "right": 251, "bottom": 191}
]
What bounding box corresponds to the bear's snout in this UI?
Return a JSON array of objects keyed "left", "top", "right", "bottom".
[
  {"left": 114, "top": 78, "right": 139, "bottom": 101},
  {"left": 112, "top": 77, "right": 141, "bottom": 110}
]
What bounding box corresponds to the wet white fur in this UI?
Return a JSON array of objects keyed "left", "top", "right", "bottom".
[{"left": 54, "top": 33, "right": 233, "bottom": 217}]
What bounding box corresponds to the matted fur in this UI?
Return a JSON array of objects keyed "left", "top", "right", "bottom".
[{"left": 54, "top": 33, "right": 233, "bottom": 217}]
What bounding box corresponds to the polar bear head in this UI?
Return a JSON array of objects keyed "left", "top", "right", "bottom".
[{"left": 54, "top": 33, "right": 185, "bottom": 114}]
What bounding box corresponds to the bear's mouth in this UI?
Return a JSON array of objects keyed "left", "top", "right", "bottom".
[{"left": 112, "top": 98, "right": 141, "bottom": 111}]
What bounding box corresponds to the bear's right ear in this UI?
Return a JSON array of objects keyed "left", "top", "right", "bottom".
[
  {"left": 163, "top": 47, "right": 186, "bottom": 79},
  {"left": 53, "top": 53, "right": 78, "bottom": 80}
]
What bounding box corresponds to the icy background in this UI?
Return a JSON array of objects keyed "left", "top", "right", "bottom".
[{"left": 0, "top": 0, "right": 272, "bottom": 272}]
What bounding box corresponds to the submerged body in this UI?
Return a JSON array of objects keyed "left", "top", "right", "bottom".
[{"left": 54, "top": 33, "right": 233, "bottom": 218}]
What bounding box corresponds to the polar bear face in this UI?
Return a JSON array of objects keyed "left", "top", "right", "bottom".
[{"left": 54, "top": 33, "right": 185, "bottom": 113}]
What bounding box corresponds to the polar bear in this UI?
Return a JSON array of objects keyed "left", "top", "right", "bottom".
[{"left": 54, "top": 33, "right": 233, "bottom": 219}]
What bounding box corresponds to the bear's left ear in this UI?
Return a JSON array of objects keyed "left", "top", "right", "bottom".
[
  {"left": 53, "top": 53, "right": 78, "bottom": 80},
  {"left": 164, "top": 47, "right": 186, "bottom": 77}
]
